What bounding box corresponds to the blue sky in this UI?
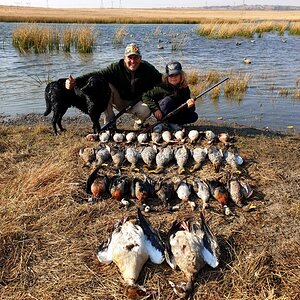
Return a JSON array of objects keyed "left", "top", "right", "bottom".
[{"left": 2, "top": 0, "right": 299, "bottom": 8}]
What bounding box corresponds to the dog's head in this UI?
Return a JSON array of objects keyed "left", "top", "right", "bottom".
[{"left": 80, "top": 75, "right": 110, "bottom": 99}]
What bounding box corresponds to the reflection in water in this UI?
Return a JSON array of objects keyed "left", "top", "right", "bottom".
[{"left": 0, "top": 23, "right": 300, "bottom": 132}]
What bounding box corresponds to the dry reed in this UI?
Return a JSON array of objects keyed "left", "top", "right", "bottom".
[
  {"left": 224, "top": 72, "right": 250, "bottom": 100},
  {"left": 289, "top": 21, "right": 300, "bottom": 35},
  {"left": 0, "top": 116, "right": 299, "bottom": 299},
  {"left": 112, "top": 26, "right": 128, "bottom": 44}
]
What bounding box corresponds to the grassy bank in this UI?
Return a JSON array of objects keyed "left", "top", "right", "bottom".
[
  {"left": 0, "top": 115, "right": 299, "bottom": 299},
  {"left": 1, "top": 6, "right": 300, "bottom": 23}
]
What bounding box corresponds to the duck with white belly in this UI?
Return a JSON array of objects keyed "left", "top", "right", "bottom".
[
  {"left": 96, "top": 209, "right": 165, "bottom": 299},
  {"left": 165, "top": 213, "right": 220, "bottom": 299}
]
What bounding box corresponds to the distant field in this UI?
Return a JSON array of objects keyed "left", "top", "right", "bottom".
[{"left": 1, "top": 5, "right": 300, "bottom": 23}]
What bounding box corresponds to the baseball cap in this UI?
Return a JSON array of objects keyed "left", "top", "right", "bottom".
[
  {"left": 166, "top": 61, "right": 182, "bottom": 76},
  {"left": 124, "top": 43, "right": 141, "bottom": 57}
]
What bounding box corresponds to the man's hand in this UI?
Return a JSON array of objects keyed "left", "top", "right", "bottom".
[
  {"left": 153, "top": 109, "right": 163, "bottom": 120},
  {"left": 186, "top": 98, "right": 195, "bottom": 108},
  {"left": 65, "top": 74, "right": 76, "bottom": 90}
]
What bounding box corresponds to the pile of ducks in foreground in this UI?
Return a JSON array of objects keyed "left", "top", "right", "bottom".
[{"left": 78, "top": 127, "right": 255, "bottom": 299}]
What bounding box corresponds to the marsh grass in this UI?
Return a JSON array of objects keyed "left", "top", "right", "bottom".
[
  {"left": 12, "top": 24, "right": 95, "bottom": 53},
  {"left": 294, "top": 77, "right": 300, "bottom": 99},
  {"left": 289, "top": 21, "right": 300, "bottom": 35},
  {"left": 113, "top": 26, "right": 128, "bottom": 44},
  {"left": 224, "top": 72, "right": 250, "bottom": 100},
  {"left": 0, "top": 117, "right": 299, "bottom": 299}
]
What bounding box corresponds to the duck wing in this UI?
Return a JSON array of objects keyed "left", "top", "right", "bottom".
[
  {"left": 137, "top": 208, "right": 165, "bottom": 264},
  {"left": 198, "top": 213, "right": 220, "bottom": 268}
]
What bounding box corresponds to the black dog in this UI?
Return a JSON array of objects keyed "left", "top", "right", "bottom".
[{"left": 44, "top": 75, "right": 111, "bottom": 135}]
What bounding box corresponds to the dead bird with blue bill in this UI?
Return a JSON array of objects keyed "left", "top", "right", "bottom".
[
  {"left": 95, "top": 145, "right": 111, "bottom": 167},
  {"left": 86, "top": 165, "right": 109, "bottom": 201},
  {"left": 141, "top": 145, "right": 158, "bottom": 169},
  {"left": 154, "top": 146, "right": 174, "bottom": 174},
  {"left": 96, "top": 208, "right": 165, "bottom": 300},
  {"left": 131, "top": 175, "right": 156, "bottom": 207},
  {"left": 110, "top": 145, "right": 125, "bottom": 168},
  {"left": 79, "top": 147, "right": 96, "bottom": 167},
  {"left": 223, "top": 150, "right": 244, "bottom": 171},
  {"left": 173, "top": 177, "right": 195, "bottom": 211},
  {"left": 126, "top": 132, "right": 137, "bottom": 144},
  {"left": 207, "top": 145, "right": 223, "bottom": 172},
  {"left": 190, "top": 147, "right": 208, "bottom": 172},
  {"left": 125, "top": 147, "right": 141, "bottom": 171},
  {"left": 193, "top": 178, "right": 211, "bottom": 209},
  {"left": 99, "top": 130, "right": 110, "bottom": 143},
  {"left": 174, "top": 145, "right": 190, "bottom": 174},
  {"left": 109, "top": 173, "right": 130, "bottom": 202},
  {"left": 165, "top": 212, "right": 220, "bottom": 299}
]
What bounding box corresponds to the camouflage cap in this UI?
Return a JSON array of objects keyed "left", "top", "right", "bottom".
[{"left": 124, "top": 43, "right": 141, "bottom": 57}]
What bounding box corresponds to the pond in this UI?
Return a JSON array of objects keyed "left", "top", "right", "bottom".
[{"left": 0, "top": 22, "right": 300, "bottom": 132}]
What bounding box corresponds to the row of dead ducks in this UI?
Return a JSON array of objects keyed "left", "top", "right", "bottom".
[
  {"left": 86, "top": 166, "right": 253, "bottom": 214},
  {"left": 80, "top": 143, "right": 243, "bottom": 174},
  {"left": 86, "top": 128, "right": 234, "bottom": 146},
  {"left": 97, "top": 209, "right": 220, "bottom": 299}
]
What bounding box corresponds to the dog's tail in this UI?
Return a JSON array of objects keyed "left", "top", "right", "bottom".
[{"left": 44, "top": 83, "right": 52, "bottom": 116}]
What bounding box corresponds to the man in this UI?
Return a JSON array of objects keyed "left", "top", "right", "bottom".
[{"left": 65, "top": 43, "right": 162, "bottom": 129}]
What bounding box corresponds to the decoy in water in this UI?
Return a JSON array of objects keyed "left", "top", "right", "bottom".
[
  {"left": 86, "top": 166, "right": 109, "bottom": 201},
  {"left": 96, "top": 209, "right": 165, "bottom": 299},
  {"left": 165, "top": 213, "right": 220, "bottom": 299},
  {"left": 243, "top": 57, "right": 251, "bottom": 64}
]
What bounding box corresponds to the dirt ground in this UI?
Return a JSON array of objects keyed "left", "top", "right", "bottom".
[{"left": 0, "top": 113, "right": 299, "bottom": 300}]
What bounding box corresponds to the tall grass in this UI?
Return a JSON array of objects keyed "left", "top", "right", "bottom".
[
  {"left": 289, "top": 22, "right": 300, "bottom": 35},
  {"left": 12, "top": 24, "right": 95, "bottom": 54},
  {"left": 113, "top": 26, "right": 128, "bottom": 44},
  {"left": 224, "top": 72, "right": 250, "bottom": 100}
]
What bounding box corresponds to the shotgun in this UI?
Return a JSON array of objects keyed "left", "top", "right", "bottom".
[
  {"left": 142, "top": 77, "right": 229, "bottom": 133},
  {"left": 101, "top": 99, "right": 140, "bottom": 131}
]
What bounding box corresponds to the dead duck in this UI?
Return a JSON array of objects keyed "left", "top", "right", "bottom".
[
  {"left": 110, "top": 145, "right": 125, "bottom": 168},
  {"left": 79, "top": 147, "right": 96, "bottom": 167},
  {"left": 109, "top": 174, "right": 130, "bottom": 202},
  {"left": 99, "top": 130, "right": 110, "bottom": 143},
  {"left": 126, "top": 132, "right": 137, "bottom": 144},
  {"left": 173, "top": 177, "right": 195, "bottom": 211},
  {"left": 131, "top": 175, "right": 155, "bottom": 207},
  {"left": 174, "top": 145, "right": 190, "bottom": 174},
  {"left": 113, "top": 132, "right": 125, "bottom": 143},
  {"left": 188, "top": 129, "right": 199, "bottom": 144},
  {"left": 155, "top": 178, "right": 175, "bottom": 208},
  {"left": 155, "top": 146, "right": 174, "bottom": 174},
  {"left": 162, "top": 130, "right": 173, "bottom": 144},
  {"left": 86, "top": 133, "right": 99, "bottom": 142},
  {"left": 193, "top": 178, "right": 211, "bottom": 209},
  {"left": 96, "top": 209, "right": 165, "bottom": 299},
  {"left": 150, "top": 132, "right": 162, "bottom": 145},
  {"left": 190, "top": 147, "right": 208, "bottom": 172},
  {"left": 141, "top": 145, "right": 157, "bottom": 169},
  {"left": 95, "top": 145, "right": 111, "bottom": 167},
  {"left": 207, "top": 146, "right": 223, "bottom": 172},
  {"left": 207, "top": 179, "right": 231, "bottom": 215},
  {"left": 86, "top": 166, "right": 109, "bottom": 201},
  {"left": 174, "top": 128, "right": 186, "bottom": 143},
  {"left": 137, "top": 133, "right": 149, "bottom": 145},
  {"left": 165, "top": 213, "right": 220, "bottom": 299},
  {"left": 125, "top": 147, "right": 141, "bottom": 171}
]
